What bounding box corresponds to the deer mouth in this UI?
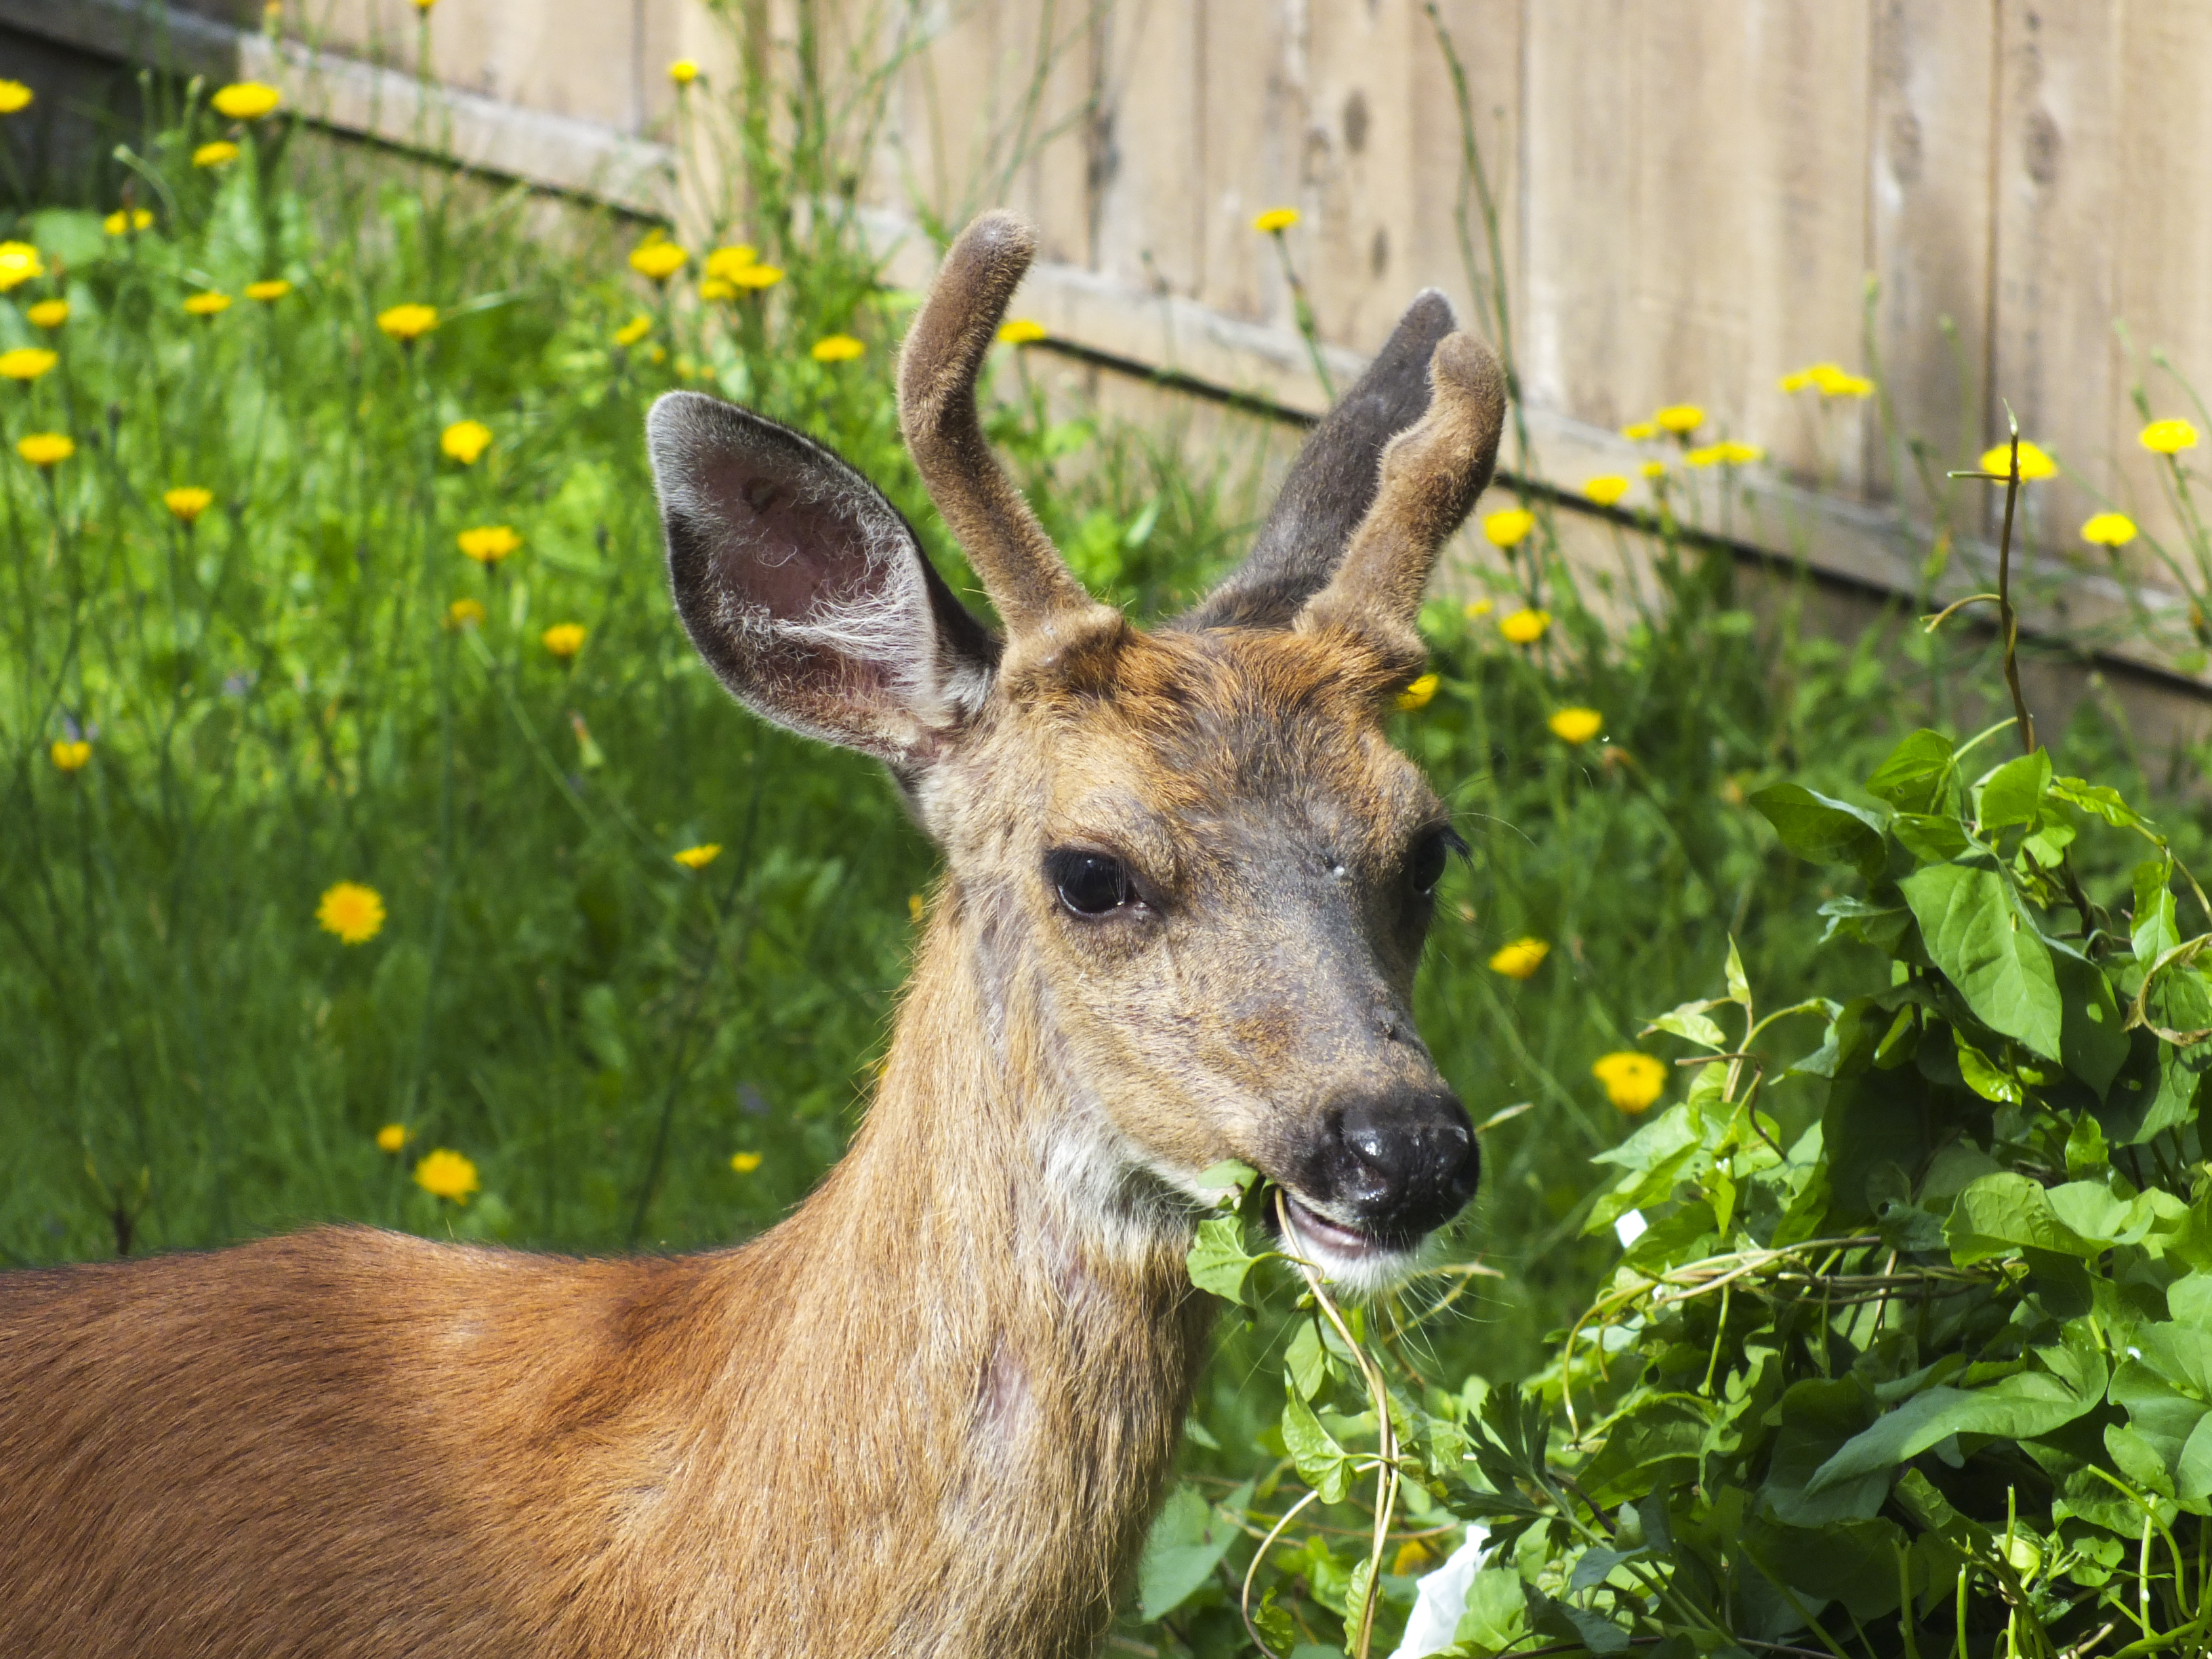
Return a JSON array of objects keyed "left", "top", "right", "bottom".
[{"left": 1276, "top": 1195, "right": 1417, "bottom": 1279}]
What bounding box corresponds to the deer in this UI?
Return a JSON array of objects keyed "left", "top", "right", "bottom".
[{"left": 0, "top": 209, "right": 1504, "bottom": 1659}]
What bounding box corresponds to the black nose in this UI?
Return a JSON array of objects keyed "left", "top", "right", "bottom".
[{"left": 1311, "top": 1088, "right": 1479, "bottom": 1242}]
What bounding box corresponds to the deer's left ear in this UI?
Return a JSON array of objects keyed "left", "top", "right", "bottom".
[{"left": 647, "top": 390, "right": 1000, "bottom": 777}]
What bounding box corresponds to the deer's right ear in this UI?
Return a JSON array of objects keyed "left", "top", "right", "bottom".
[{"left": 647, "top": 390, "right": 1000, "bottom": 777}]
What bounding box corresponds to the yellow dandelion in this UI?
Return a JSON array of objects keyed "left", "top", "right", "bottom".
[
  {"left": 629, "top": 239, "right": 689, "bottom": 281},
  {"left": 376, "top": 302, "right": 438, "bottom": 342},
  {"left": 1463, "top": 598, "right": 1494, "bottom": 620},
  {"left": 1548, "top": 707, "right": 1603, "bottom": 744},
  {"left": 104, "top": 208, "right": 153, "bottom": 237},
  {"left": 614, "top": 314, "right": 651, "bottom": 348},
  {"left": 811, "top": 333, "right": 864, "bottom": 363},
  {"left": 699, "top": 279, "right": 735, "bottom": 302},
  {"left": 445, "top": 597, "right": 486, "bottom": 629},
  {"left": 1498, "top": 607, "right": 1551, "bottom": 645},
  {"left": 674, "top": 843, "right": 722, "bottom": 869},
  {"left": 184, "top": 291, "right": 232, "bottom": 316},
  {"left": 2081, "top": 512, "right": 2137, "bottom": 548},
  {"left": 375, "top": 1124, "right": 412, "bottom": 1153},
  {"left": 316, "top": 880, "right": 386, "bottom": 945},
  {"left": 1483, "top": 507, "right": 1535, "bottom": 548},
  {"left": 1978, "top": 440, "right": 2056, "bottom": 480},
  {"left": 49, "top": 739, "right": 91, "bottom": 772},
  {"left": 1621, "top": 421, "right": 1656, "bottom": 441},
  {"left": 0, "top": 241, "right": 45, "bottom": 290},
  {"left": 16, "top": 432, "right": 73, "bottom": 467},
  {"left": 1488, "top": 937, "right": 1549, "bottom": 979},
  {"left": 729, "top": 264, "right": 783, "bottom": 289},
  {"left": 541, "top": 622, "right": 587, "bottom": 659},
  {"left": 192, "top": 140, "right": 241, "bottom": 168},
  {"left": 163, "top": 487, "right": 215, "bottom": 523},
  {"left": 1813, "top": 366, "right": 1874, "bottom": 398},
  {"left": 1583, "top": 475, "right": 1630, "bottom": 508},
  {"left": 457, "top": 525, "right": 520, "bottom": 564},
  {"left": 1684, "top": 444, "right": 1722, "bottom": 468},
  {"left": 1252, "top": 207, "right": 1300, "bottom": 232},
  {"left": 2141, "top": 418, "right": 2199, "bottom": 456},
  {"left": 908, "top": 893, "right": 926, "bottom": 923},
  {"left": 998, "top": 317, "right": 1048, "bottom": 345},
  {"left": 211, "top": 82, "right": 283, "bottom": 120},
  {"left": 1655, "top": 404, "right": 1703, "bottom": 434},
  {"left": 668, "top": 58, "right": 700, "bottom": 85},
  {"left": 440, "top": 419, "right": 492, "bottom": 464},
  {"left": 1395, "top": 672, "right": 1440, "bottom": 712},
  {"left": 1591, "top": 1051, "right": 1666, "bottom": 1114},
  {"left": 413, "top": 1148, "right": 480, "bottom": 1204},
  {"left": 0, "top": 347, "right": 56, "bottom": 381},
  {"left": 731, "top": 1151, "right": 763, "bottom": 1173},
  {"left": 705, "top": 245, "right": 758, "bottom": 281},
  {"left": 1717, "top": 439, "right": 1764, "bottom": 464},
  {"left": 0, "top": 81, "right": 32, "bottom": 115},
  {"left": 1639, "top": 459, "right": 1668, "bottom": 480},
  {"left": 245, "top": 279, "right": 291, "bottom": 302},
  {"left": 1778, "top": 368, "right": 1812, "bottom": 392},
  {"left": 26, "top": 299, "right": 68, "bottom": 329}
]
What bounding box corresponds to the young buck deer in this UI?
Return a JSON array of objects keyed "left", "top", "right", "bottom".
[{"left": 0, "top": 211, "right": 1503, "bottom": 1658}]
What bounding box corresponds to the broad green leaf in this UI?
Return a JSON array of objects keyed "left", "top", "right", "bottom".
[
  {"left": 1137, "top": 1481, "right": 1246, "bottom": 1619},
  {"left": 2045, "top": 1180, "right": 2186, "bottom": 1249},
  {"left": 2135, "top": 861, "right": 2182, "bottom": 965},
  {"left": 1643, "top": 1000, "right": 1730, "bottom": 1050},
  {"left": 2052, "top": 775, "right": 2148, "bottom": 831},
  {"left": 1976, "top": 749, "right": 2052, "bottom": 832},
  {"left": 1891, "top": 812, "right": 1970, "bottom": 863},
  {"left": 1809, "top": 1368, "right": 2097, "bottom": 1491},
  {"left": 1761, "top": 1377, "right": 1889, "bottom": 1525},
  {"left": 1454, "top": 1568, "right": 1529, "bottom": 1654},
  {"left": 1952, "top": 1035, "right": 2024, "bottom": 1105},
  {"left": 1282, "top": 1393, "right": 1353, "bottom": 1504},
  {"left": 1195, "top": 1159, "right": 1260, "bottom": 1204},
  {"left": 1750, "top": 782, "right": 1886, "bottom": 877},
  {"left": 1866, "top": 728, "right": 1955, "bottom": 813},
  {"left": 2106, "top": 1422, "right": 2177, "bottom": 1497},
  {"left": 1900, "top": 863, "right": 2064, "bottom": 1059},
  {"left": 1187, "top": 1216, "right": 1263, "bottom": 1306},
  {"left": 1945, "top": 1172, "right": 2097, "bottom": 1263},
  {"left": 1286, "top": 1317, "right": 1332, "bottom": 1401},
  {"left": 1724, "top": 937, "right": 1751, "bottom": 1006},
  {"left": 2053, "top": 947, "right": 2129, "bottom": 1097},
  {"left": 2064, "top": 1111, "right": 2110, "bottom": 1179}
]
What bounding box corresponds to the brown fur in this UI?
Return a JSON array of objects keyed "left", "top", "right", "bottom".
[{"left": 0, "top": 213, "right": 1503, "bottom": 1658}]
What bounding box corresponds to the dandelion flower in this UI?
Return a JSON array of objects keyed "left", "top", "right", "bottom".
[
  {"left": 26, "top": 300, "right": 68, "bottom": 329},
  {"left": 413, "top": 1148, "right": 480, "bottom": 1203},
  {"left": 1591, "top": 1051, "right": 1666, "bottom": 1114},
  {"left": 445, "top": 597, "right": 486, "bottom": 629},
  {"left": 1978, "top": 440, "right": 2056, "bottom": 480},
  {"left": 699, "top": 279, "right": 735, "bottom": 302},
  {"left": 729, "top": 264, "right": 783, "bottom": 290},
  {"left": 2081, "top": 511, "right": 2137, "bottom": 548},
  {"left": 375, "top": 1124, "right": 411, "bottom": 1153},
  {"left": 1548, "top": 707, "right": 1603, "bottom": 744},
  {"left": 1778, "top": 368, "right": 1813, "bottom": 392},
  {"left": 811, "top": 333, "right": 864, "bottom": 363},
  {"left": 16, "top": 432, "right": 73, "bottom": 467},
  {"left": 104, "top": 208, "right": 153, "bottom": 236},
  {"left": 0, "top": 347, "right": 57, "bottom": 381},
  {"left": 668, "top": 58, "right": 700, "bottom": 85},
  {"left": 541, "top": 622, "right": 587, "bottom": 659},
  {"left": 1621, "top": 421, "right": 1656, "bottom": 441},
  {"left": 49, "top": 739, "right": 91, "bottom": 772},
  {"left": 457, "top": 525, "right": 520, "bottom": 564},
  {"left": 674, "top": 843, "right": 722, "bottom": 869},
  {"left": 1717, "top": 439, "right": 1764, "bottom": 464},
  {"left": 1639, "top": 459, "right": 1667, "bottom": 480},
  {"left": 998, "top": 317, "right": 1048, "bottom": 344},
  {"left": 908, "top": 893, "right": 926, "bottom": 923},
  {"left": 629, "top": 239, "right": 689, "bottom": 281},
  {"left": 1488, "top": 937, "right": 1549, "bottom": 979},
  {"left": 193, "top": 140, "right": 241, "bottom": 168},
  {"left": 441, "top": 419, "right": 492, "bottom": 464},
  {"left": 1252, "top": 207, "right": 1300, "bottom": 232},
  {"left": 316, "top": 880, "right": 386, "bottom": 945},
  {"left": 731, "top": 1151, "right": 762, "bottom": 1173},
  {"left": 1498, "top": 607, "right": 1551, "bottom": 644},
  {"left": 1395, "top": 672, "right": 1440, "bottom": 712},
  {"left": 1583, "top": 475, "right": 1630, "bottom": 507},
  {"left": 211, "top": 82, "right": 283, "bottom": 120},
  {"left": 0, "top": 241, "right": 44, "bottom": 290},
  {"left": 1483, "top": 507, "right": 1535, "bottom": 548},
  {"left": 377, "top": 303, "right": 438, "bottom": 342},
  {"left": 1463, "top": 598, "right": 1494, "bottom": 619},
  {"left": 1655, "top": 404, "right": 1703, "bottom": 434},
  {"left": 1815, "top": 367, "right": 1874, "bottom": 398},
  {"left": 245, "top": 279, "right": 291, "bottom": 302},
  {"left": 163, "top": 487, "right": 215, "bottom": 523},
  {"left": 614, "top": 314, "right": 651, "bottom": 348},
  {"left": 1684, "top": 444, "right": 1722, "bottom": 468},
  {"left": 705, "top": 245, "right": 758, "bottom": 281},
  {"left": 2141, "top": 418, "right": 2199, "bottom": 455},
  {"left": 0, "top": 81, "right": 31, "bottom": 115},
  {"left": 184, "top": 292, "right": 232, "bottom": 316}
]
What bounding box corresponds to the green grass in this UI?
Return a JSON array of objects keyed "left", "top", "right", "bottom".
[{"left": 3, "top": 81, "right": 2205, "bottom": 1394}]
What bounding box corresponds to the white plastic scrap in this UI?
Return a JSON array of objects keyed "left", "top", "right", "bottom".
[{"left": 1387, "top": 1523, "right": 1493, "bottom": 1659}]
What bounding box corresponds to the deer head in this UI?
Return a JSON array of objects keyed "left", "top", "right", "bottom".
[{"left": 647, "top": 212, "right": 1504, "bottom": 1291}]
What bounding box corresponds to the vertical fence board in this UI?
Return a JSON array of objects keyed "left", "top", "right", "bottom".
[
  {"left": 1089, "top": 0, "right": 1208, "bottom": 298},
  {"left": 1195, "top": 0, "right": 1300, "bottom": 327}
]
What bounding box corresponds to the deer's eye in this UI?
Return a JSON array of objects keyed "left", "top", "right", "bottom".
[
  {"left": 1047, "top": 848, "right": 1134, "bottom": 916},
  {"left": 1408, "top": 827, "right": 1466, "bottom": 896}
]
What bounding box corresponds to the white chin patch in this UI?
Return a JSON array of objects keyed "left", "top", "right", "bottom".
[{"left": 1277, "top": 1197, "right": 1426, "bottom": 1298}]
